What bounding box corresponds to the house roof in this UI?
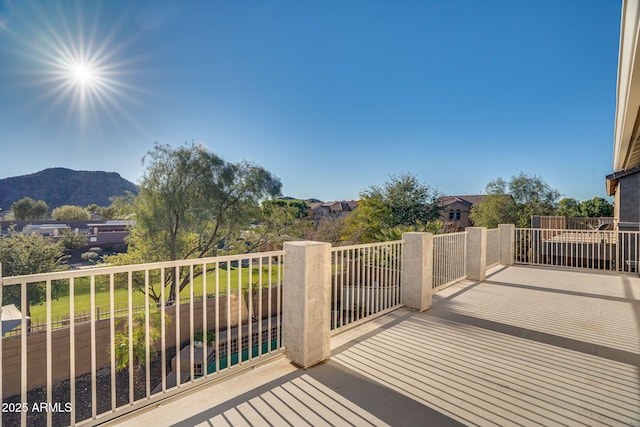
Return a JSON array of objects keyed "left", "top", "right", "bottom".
[
  {"left": 308, "top": 200, "right": 358, "bottom": 213},
  {"left": 87, "top": 220, "right": 134, "bottom": 227},
  {"left": 22, "top": 224, "right": 71, "bottom": 232},
  {"left": 439, "top": 195, "right": 487, "bottom": 208},
  {"left": 605, "top": 165, "right": 640, "bottom": 196}
]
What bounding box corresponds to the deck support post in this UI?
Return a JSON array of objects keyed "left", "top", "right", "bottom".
[
  {"left": 401, "top": 232, "right": 434, "bottom": 311},
  {"left": 466, "top": 227, "right": 487, "bottom": 281},
  {"left": 499, "top": 224, "right": 515, "bottom": 266},
  {"left": 283, "top": 241, "right": 331, "bottom": 368}
]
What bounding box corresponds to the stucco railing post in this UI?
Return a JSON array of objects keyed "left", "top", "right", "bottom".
[
  {"left": 466, "top": 227, "right": 487, "bottom": 281},
  {"left": 401, "top": 232, "right": 433, "bottom": 311},
  {"left": 283, "top": 241, "right": 331, "bottom": 368},
  {"left": 499, "top": 224, "right": 515, "bottom": 266}
]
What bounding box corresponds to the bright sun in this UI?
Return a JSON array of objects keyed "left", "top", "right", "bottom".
[
  {"left": 12, "top": 1, "right": 143, "bottom": 129},
  {"left": 72, "top": 63, "right": 94, "bottom": 84}
]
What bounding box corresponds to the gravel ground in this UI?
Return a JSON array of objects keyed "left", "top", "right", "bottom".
[{"left": 2, "top": 347, "right": 176, "bottom": 427}]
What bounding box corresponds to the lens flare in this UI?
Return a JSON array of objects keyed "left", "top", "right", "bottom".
[{"left": 4, "top": 2, "right": 145, "bottom": 132}]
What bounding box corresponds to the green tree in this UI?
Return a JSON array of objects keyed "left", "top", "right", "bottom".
[
  {"left": 481, "top": 173, "right": 560, "bottom": 227},
  {"left": 108, "top": 143, "right": 282, "bottom": 302},
  {"left": 579, "top": 197, "right": 613, "bottom": 217},
  {"left": 58, "top": 230, "right": 88, "bottom": 250},
  {"left": 52, "top": 205, "right": 91, "bottom": 220},
  {"left": 342, "top": 173, "right": 442, "bottom": 243},
  {"left": 485, "top": 177, "right": 508, "bottom": 195},
  {"left": 11, "top": 197, "right": 49, "bottom": 220},
  {"left": 244, "top": 202, "right": 312, "bottom": 251},
  {"left": 102, "top": 192, "right": 136, "bottom": 220},
  {"left": 261, "top": 199, "right": 309, "bottom": 219},
  {"left": 557, "top": 198, "right": 581, "bottom": 217},
  {"left": 0, "top": 230, "right": 67, "bottom": 315},
  {"left": 469, "top": 194, "right": 518, "bottom": 228},
  {"left": 31, "top": 200, "right": 49, "bottom": 220},
  {"left": 12, "top": 197, "right": 36, "bottom": 220},
  {"left": 509, "top": 173, "right": 560, "bottom": 225}
]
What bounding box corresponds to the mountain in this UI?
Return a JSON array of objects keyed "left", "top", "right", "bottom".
[{"left": 0, "top": 168, "right": 139, "bottom": 209}]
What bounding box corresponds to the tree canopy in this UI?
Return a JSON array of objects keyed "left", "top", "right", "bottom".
[
  {"left": 11, "top": 197, "right": 49, "bottom": 220},
  {"left": 473, "top": 173, "right": 561, "bottom": 227},
  {"left": 576, "top": 197, "right": 613, "bottom": 217},
  {"left": 52, "top": 205, "right": 91, "bottom": 220},
  {"left": 107, "top": 143, "right": 282, "bottom": 301},
  {"left": 97, "top": 192, "right": 136, "bottom": 220},
  {"left": 342, "top": 173, "right": 442, "bottom": 243},
  {"left": 469, "top": 194, "right": 518, "bottom": 229},
  {"left": 261, "top": 199, "right": 309, "bottom": 219},
  {"left": 58, "top": 230, "right": 88, "bottom": 251},
  {"left": 0, "top": 230, "right": 67, "bottom": 314},
  {"left": 556, "top": 197, "right": 582, "bottom": 217}
]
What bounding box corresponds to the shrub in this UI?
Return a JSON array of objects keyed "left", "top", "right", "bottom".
[
  {"left": 194, "top": 330, "right": 216, "bottom": 344},
  {"left": 81, "top": 252, "right": 100, "bottom": 262}
]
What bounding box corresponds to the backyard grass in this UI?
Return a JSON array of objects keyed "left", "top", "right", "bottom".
[{"left": 27, "top": 265, "right": 282, "bottom": 325}]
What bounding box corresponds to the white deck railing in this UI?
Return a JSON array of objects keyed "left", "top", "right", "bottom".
[
  {"left": 515, "top": 228, "right": 640, "bottom": 272},
  {"left": 330, "top": 240, "right": 403, "bottom": 333},
  {"left": 0, "top": 251, "right": 284, "bottom": 426},
  {"left": 485, "top": 228, "right": 500, "bottom": 268},
  {"left": 3, "top": 291, "right": 233, "bottom": 338},
  {"left": 14, "top": 223, "right": 639, "bottom": 424},
  {"left": 433, "top": 232, "right": 467, "bottom": 290}
]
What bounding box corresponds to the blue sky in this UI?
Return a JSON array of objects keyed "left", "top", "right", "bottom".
[{"left": 0, "top": 0, "right": 622, "bottom": 202}]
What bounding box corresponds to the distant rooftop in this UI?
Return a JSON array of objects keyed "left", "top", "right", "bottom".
[{"left": 439, "top": 195, "right": 486, "bottom": 207}]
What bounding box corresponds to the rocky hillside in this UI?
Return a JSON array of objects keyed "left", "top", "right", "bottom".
[{"left": 0, "top": 168, "right": 139, "bottom": 209}]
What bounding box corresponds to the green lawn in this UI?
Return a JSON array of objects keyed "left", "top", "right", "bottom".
[{"left": 28, "top": 265, "right": 282, "bottom": 325}]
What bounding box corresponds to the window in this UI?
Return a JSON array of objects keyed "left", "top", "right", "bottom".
[
  {"left": 455, "top": 210, "right": 461, "bottom": 220},
  {"left": 449, "top": 210, "right": 454, "bottom": 220}
]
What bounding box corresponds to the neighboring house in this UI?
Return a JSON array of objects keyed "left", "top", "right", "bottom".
[
  {"left": 86, "top": 220, "right": 134, "bottom": 246},
  {"left": 308, "top": 201, "right": 358, "bottom": 221},
  {"left": 439, "top": 195, "right": 486, "bottom": 231},
  {"left": 22, "top": 223, "right": 71, "bottom": 237},
  {"left": 0, "top": 220, "right": 96, "bottom": 236},
  {"left": 0, "top": 219, "right": 133, "bottom": 248}
]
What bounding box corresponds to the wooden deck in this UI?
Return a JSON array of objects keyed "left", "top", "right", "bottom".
[{"left": 107, "top": 265, "right": 640, "bottom": 426}]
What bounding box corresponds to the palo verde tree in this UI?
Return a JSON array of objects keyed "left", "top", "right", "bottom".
[
  {"left": 342, "top": 173, "right": 442, "bottom": 243},
  {"left": 107, "top": 143, "right": 282, "bottom": 302}
]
